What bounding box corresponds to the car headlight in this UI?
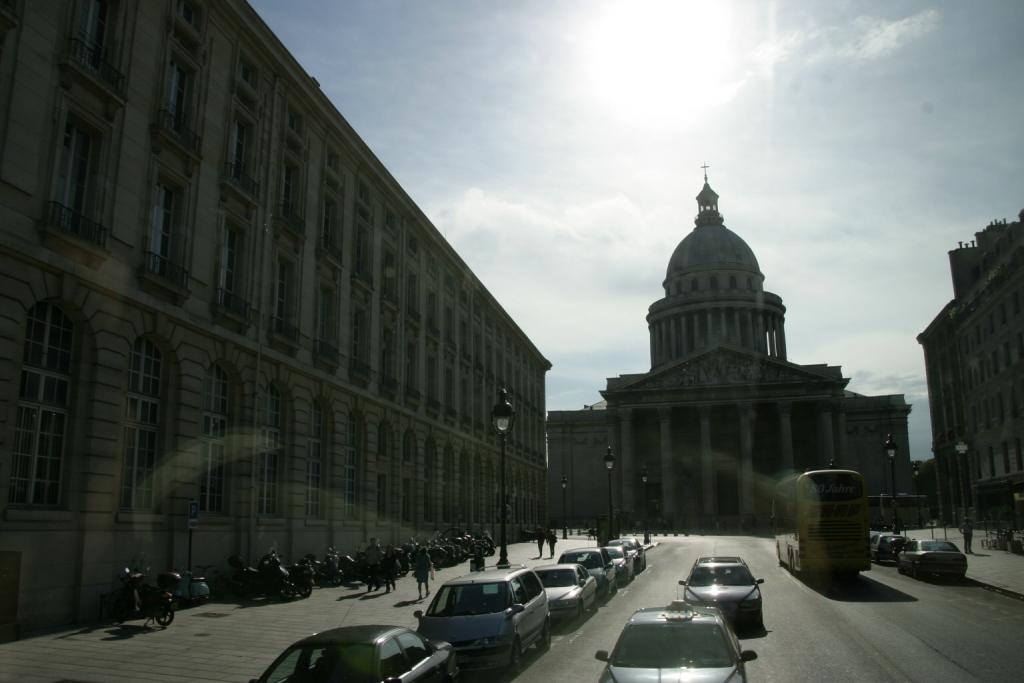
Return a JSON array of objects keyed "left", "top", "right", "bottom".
[{"left": 472, "top": 635, "right": 504, "bottom": 647}]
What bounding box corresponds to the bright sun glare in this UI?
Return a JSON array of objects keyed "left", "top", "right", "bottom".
[{"left": 581, "top": 1, "right": 739, "bottom": 125}]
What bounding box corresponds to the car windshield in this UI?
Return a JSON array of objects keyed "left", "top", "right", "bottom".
[
  {"left": 537, "top": 569, "right": 577, "bottom": 587},
  {"left": 426, "top": 582, "right": 510, "bottom": 616},
  {"left": 687, "top": 566, "right": 753, "bottom": 587},
  {"left": 606, "top": 548, "right": 625, "bottom": 559},
  {"left": 919, "top": 541, "right": 960, "bottom": 552},
  {"left": 562, "top": 552, "right": 602, "bottom": 569},
  {"left": 262, "top": 643, "right": 376, "bottom": 683},
  {"left": 611, "top": 623, "right": 734, "bottom": 669}
]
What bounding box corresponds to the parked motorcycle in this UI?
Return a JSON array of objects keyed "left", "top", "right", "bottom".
[
  {"left": 306, "top": 548, "right": 344, "bottom": 587},
  {"left": 227, "top": 551, "right": 297, "bottom": 599},
  {"left": 171, "top": 569, "right": 210, "bottom": 605},
  {"left": 287, "top": 557, "right": 315, "bottom": 598},
  {"left": 111, "top": 568, "right": 177, "bottom": 627}
]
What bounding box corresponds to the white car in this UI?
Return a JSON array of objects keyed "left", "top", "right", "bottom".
[
  {"left": 604, "top": 546, "right": 634, "bottom": 585},
  {"left": 534, "top": 563, "right": 598, "bottom": 622}
]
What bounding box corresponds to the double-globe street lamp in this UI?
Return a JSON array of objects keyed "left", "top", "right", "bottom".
[
  {"left": 640, "top": 467, "right": 650, "bottom": 545},
  {"left": 604, "top": 447, "right": 615, "bottom": 542},
  {"left": 491, "top": 388, "right": 515, "bottom": 569},
  {"left": 885, "top": 434, "right": 900, "bottom": 534},
  {"left": 561, "top": 475, "right": 568, "bottom": 540}
]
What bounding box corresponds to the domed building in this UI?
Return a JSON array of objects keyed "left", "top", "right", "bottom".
[{"left": 548, "top": 177, "right": 912, "bottom": 532}]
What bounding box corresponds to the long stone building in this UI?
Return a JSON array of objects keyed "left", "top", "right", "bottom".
[
  {"left": 548, "top": 178, "right": 911, "bottom": 532},
  {"left": 0, "top": 0, "right": 549, "bottom": 635},
  {"left": 918, "top": 211, "right": 1024, "bottom": 529}
]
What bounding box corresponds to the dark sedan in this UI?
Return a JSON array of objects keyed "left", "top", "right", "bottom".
[
  {"left": 251, "top": 625, "right": 458, "bottom": 683},
  {"left": 679, "top": 558, "right": 764, "bottom": 631},
  {"left": 897, "top": 539, "right": 968, "bottom": 581}
]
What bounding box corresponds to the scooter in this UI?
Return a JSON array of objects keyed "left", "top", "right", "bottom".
[
  {"left": 171, "top": 569, "right": 211, "bottom": 605},
  {"left": 111, "top": 568, "right": 177, "bottom": 627},
  {"left": 228, "top": 551, "right": 297, "bottom": 599}
]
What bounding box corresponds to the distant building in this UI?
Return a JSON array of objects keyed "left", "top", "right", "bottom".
[
  {"left": 918, "top": 210, "right": 1024, "bottom": 528},
  {"left": 548, "top": 178, "right": 911, "bottom": 532},
  {"left": 0, "top": 1, "right": 548, "bottom": 634}
]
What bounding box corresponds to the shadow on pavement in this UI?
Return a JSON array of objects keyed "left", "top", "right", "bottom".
[
  {"left": 99, "top": 623, "right": 169, "bottom": 640},
  {"left": 803, "top": 574, "right": 917, "bottom": 603}
]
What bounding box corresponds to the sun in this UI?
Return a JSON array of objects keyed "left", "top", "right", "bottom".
[{"left": 580, "top": 0, "right": 740, "bottom": 125}]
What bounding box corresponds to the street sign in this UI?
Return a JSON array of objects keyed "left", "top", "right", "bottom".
[{"left": 188, "top": 500, "right": 199, "bottom": 529}]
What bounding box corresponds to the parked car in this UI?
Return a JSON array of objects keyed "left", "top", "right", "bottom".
[
  {"left": 604, "top": 546, "right": 634, "bottom": 585},
  {"left": 414, "top": 565, "right": 550, "bottom": 672},
  {"left": 897, "top": 539, "right": 968, "bottom": 581},
  {"left": 595, "top": 600, "right": 757, "bottom": 683},
  {"left": 608, "top": 537, "right": 646, "bottom": 573},
  {"left": 870, "top": 533, "right": 908, "bottom": 562},
  {"left": 534, "top": 563, "right": 597, "bottom": 622},
  {"left": 558, "top": 547, "right": 618, "bottom": 598},
  {"left": 251, "top": 625, "right": 458, "bottom": 683},
  {"left": 678, "top": 557, "right": 764, "bottom": 631}
]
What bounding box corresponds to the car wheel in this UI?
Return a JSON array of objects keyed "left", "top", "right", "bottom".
[
  {"left": 507, "top": 636, "right": 523, "bottom": 672},
  {"left": 539, "top": 618, "right": 551, "bottom": 652},
  {"left": 577, "top": 600, "right": 585, "bottom": 621},
  {"left": 911, "top": 564, "right": 919, "bottom": 580}
]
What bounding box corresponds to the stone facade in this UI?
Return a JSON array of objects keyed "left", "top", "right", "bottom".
[
  {"left": 548, "top": 180, "right": 910, "bottom": 532},
  {"left": 0, "top": 0, "right": 549, "bottom": 634},
  {"left": 918, "top": 212, "right": 1024, "bottom": 528}
]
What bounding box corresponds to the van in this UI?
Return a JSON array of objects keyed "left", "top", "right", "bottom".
[{"left": 414, "top": 565, "right": 550, "bottom": 671}]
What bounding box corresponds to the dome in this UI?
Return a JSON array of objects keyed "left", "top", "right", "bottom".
[{"left": 667, "top": 223, "right": 761, "bottom": 276}]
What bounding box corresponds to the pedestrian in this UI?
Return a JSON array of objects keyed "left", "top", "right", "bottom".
[
  {"left": 546, "top": 528, "right": 557, "bottom": 558},
  {"left": 364, "top": 537, "right": 382, "bottom": 592},
  {"left": 414, "top": 546, "right": 433, "bottom": 600},
  {"left": 536, "top": 528, "right": 545, "bottom": 558},
  {"left": 381, "top": 544, "right": 398, "bottom": 593},
  {"left": 961, "top": 518, "right": 974, "bottom": 554}
]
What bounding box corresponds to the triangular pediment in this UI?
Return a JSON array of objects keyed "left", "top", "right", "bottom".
[{"left": 609, "top": 347, "right": 842, "bottom": 393}]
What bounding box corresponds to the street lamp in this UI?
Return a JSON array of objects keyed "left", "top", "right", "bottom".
[
  {"left": 491, "top": 388, "right": 515, "bottom": 568},
  {"left": 560, "top": 475, "right": 568, "bottom": 540},
  {"left": 912, "top": 460, "right": 926, "bottom": 536},
  {"left": 885, "top": 434, "right": 900, "bottom": 534},
  {"left": 603, "top": 447, "right": 615, "bottom": 543},
  {"left": 954, "top": 440, "right": 968, "bottom": 525},
  {"left": 640, "top": 467, "right": 650, "bottom": 545}
]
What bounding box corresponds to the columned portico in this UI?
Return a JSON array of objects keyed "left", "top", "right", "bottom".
[
  {"left": 658, "top": 407, "right": 675, "bottom": 524},
  {"left": 779, "top": 401, "right": 794, "bottom": 470},
  {"left": 699, "top": 405, "right": 715, "bottom": 517},
  {"left": 738, "top": 403, "right": 754, "bottom": 515}
]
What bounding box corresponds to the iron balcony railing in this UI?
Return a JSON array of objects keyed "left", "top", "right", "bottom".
[
  {"left": 68, "top": 38, "right": 125, "bottom": 95},
  {"left": 314, "top": 338, "right": 340, "bottom": 364},
  {"left": 215, "top": 288, "right": 251, "bottom": 320},
  {"left": 46, "top": 201, "right": 108, "bottom": 247},
  {"left": 277, "top": 201, "right": 305, "bottom": 236},
  {"left": 143, "top": 251, "right": 190, "bottom": 290},
  {"left": 223, "top": 162, "right": 259, "bottom": 198},
  {"left": 270, "top": 315, "right": 299, "bottom": 343},
  {"left": 156, "top": 108, "right": 200, "bottom": 154}
]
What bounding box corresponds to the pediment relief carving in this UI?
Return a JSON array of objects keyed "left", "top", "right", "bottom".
[{"left": 625, "top": 351, "right": 826, "bottom": 391}]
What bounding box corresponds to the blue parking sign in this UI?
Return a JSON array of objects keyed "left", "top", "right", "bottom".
[{"left": 188, "top": 500, "right": 199, "bottom": 528}]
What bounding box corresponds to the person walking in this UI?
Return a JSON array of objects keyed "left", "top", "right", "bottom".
[
  {"left": 364, "top": 537, "right": 382, "bottom": 592},
  {"left": 414, "top": 546, "right": 433, "bottom": 600},
  {"left": 536, "top": 528, "right": 545, "bottom": 558},
  {"left": 381, "top": 545, "right": 399, "bottom": 593},
  {"left": 961, "top": 518, "right": 974, "bottom": 554},
  {"left": 546, "top": 528, "right": 557, "bottom": 558}
]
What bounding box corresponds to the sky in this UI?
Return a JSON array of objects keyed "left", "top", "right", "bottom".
[{"left": 250, "top": 0, "right": 1024, "bottom": 462}]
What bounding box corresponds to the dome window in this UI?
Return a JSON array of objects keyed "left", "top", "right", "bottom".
[
  {"left": 691, "top": 278, "right": 699, "bottom": 292},
  {"left": 710, "top": 276, "right": 719, "bottom": 291},
  {"left": 729, "top": 275, "right": 737, "bottom": 290}
]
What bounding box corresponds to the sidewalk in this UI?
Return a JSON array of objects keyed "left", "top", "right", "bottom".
[{"left": 903, "top": 526, "right": 1024, "bottom": 599}]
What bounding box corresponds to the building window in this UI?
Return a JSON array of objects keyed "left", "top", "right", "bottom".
[
  {"left": 78, "top": 0, "right": 110, "bottom": 54},
  {"left": 1016, "top": 438, "right": 1023, "bottom": 471},
  {"left": 987, "top": 446, "right": 995, "bottom": 478},
  {"left": 344, "top": 413, "right": 359, "bottom": 518},
  {"left": 306, "top": 402, "right": 323, "bottom": 518},
  {"left": 377, "top": 473, "right": 387, "bottom": 518},
  {"left": 423, "top": 441, "right": 434, "bottom": 521},
  {"left": 199, "top": 365, "right": 227, "bottom": 513},
  {"left": 258, "top": 385, "right": 282, "bottom": 515},
  {"left": 401, "top": 477, "right": 411, "bottom": 522},
  {"left": 165, "top": 58, "right": 193, "bottom": 129},
  {"left": 381, "top": 329, "right": 395, "bottom": 380},
  {"left": 317, "top": 286, "right": 334, "bottom": 344},
  {"left": 354, "top": 226, "right": 371, "bottom": 276},
  {"left": 274, "top": 258, "right": 293, "bottom": 326},
  {"left": 121, "top": 338, "right": 162, "bottom": 510},
  {"left": 352, "top": 306, "right": 368, "bottom": 362},
  {"left": 691, "top": 278, "right": 699, "bottom": 292},
  {"left": 321, "top": 196, "right": 339, "bottom": 251},
  {"left": 218, "top": 225, "right": 243, "bottom": 300},
  {"left": 56, "top": 119, "right": 97, "bottom": 218},
  {"left": 1002, "top": 441, "right": 1010, "bottom": 475},
  {"left": 149, "top": 181, "right": 182, "bottom": 269},
  {"left": 10, "top": 303, "right": 73, "bottom": 506},
  {"left": 405, "top": 341, "right": 417, "bottom": 390}
]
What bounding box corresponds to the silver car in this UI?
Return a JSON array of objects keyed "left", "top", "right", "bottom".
[
  {"left": 534, "top": 563, "right": 597, "bottom": 622},
  {"left": 604, "top": 546, "right": 634, "bottom": 585},
  {"left": 595, "top": 601, "right": 757, "bottom": 683},
  {"left": 608, "top": 537, "right": 646, "bottom": 573},
  {"left": 557, "top": 548, "right": 618, "bottom": 598}
]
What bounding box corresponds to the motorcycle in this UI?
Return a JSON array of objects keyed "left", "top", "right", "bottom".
[
  {"left": 111, "top": 568, "right": 177, "bottom": 627},
  {"left": 307, "top": 548, "right": 344, "bottom": 587},
  {"left": 228, "top": 551, "right": 298, "bottom": 599},
  {"left": 287, "top": 557, "right": 315, "bottom": 598},
  {"left": 171, "top": 569, "right": 211, "bottom": 605}
]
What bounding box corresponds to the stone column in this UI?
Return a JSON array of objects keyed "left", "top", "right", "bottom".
[
  {"left": 834, "top": 401, "right": 847, "bottom": 465},
  {"left": 667, "top": 318, "right": 676, "bottom": 360},
  {"left": 818, "top": 402, "right": 835, "bottom": 466},
  {"left": 619, "top": 409, "right": 635, "bottom": 524},
  {"left": 659, "top": 407, "right": 674, "bottom": 526},
  {"left": 745, "top": 310, "right": 754, "bottom": 351},
  {"left": 680, "top": 315, "right": 688, "bottom": 356},
  {"left": 705, "top": 309, "right": 712, "bottom": 348},
  {"left": 755, "top": 311, "right": 765, "bottom": 353},
  {"left": 738, "top": 403, "right": 754, "bottom": 515},
  {"left": 778, "top": 319, "right": 788, "bottom": 360},
  {"left": 778, "top": 401, "right": 794, "bottom": 471},
  {"left": 768, "top": 315, "right": 777, "bottom": 357},
  {"left": 733, "top": 309, "right": 741, "bottom": 346},
  {"left": 699, "top": 405, "right": 715, "bottom": 517}
]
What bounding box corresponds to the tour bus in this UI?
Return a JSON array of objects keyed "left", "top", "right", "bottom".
[{"left": 774, "top": 469, "right": 870, "bottom": 579}]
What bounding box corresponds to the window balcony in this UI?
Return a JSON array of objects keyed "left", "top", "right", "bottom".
[
  {"left": 404, "top": 386, "right": 421, "bottom": 407},
  {"left": 220, "top": 162, "right": 260, "bottom": 201},
  {"left": 269, "top": 315, "right": 299, "bottom": 344},
  {"left": 382, "top": 286, "right": 400, "bottom": 309},
  {"left": 153, "top": 108, "right": 201, "bottom": 156},
  {"left": 140, "top": 250, "right": 190, "bottom": 302},
  {"left": 381, "top": 374, "right": 399, "bottom": 396},
  {"left": 214, "top": 287, "right": 252, "bottom": 323},
  {"left": 276, "top": 201, "right": 305, "bottom": 238},
  {"left": 62, "top": 38, "right": 125, "bottom": 101},
  {"left": 426, "top": 397, "right": 441, "bottom": 416},
  {"left": 349, "top": 357, "right": 371, "bottom": 385},
  {"left": 314, "top": 338, "right": 340, "bottom": 367},
  {"left": 351, "top": 267, "right": 374, "bottom": 291},
  {"left": 406, "top": 306, "right": 421, "bottom": 325},
  {"left": 316, "top": 233, "right": 343, "bottom": 265},
  {"left": 41, "top": 201, "right": 109, "bottom": 267}
]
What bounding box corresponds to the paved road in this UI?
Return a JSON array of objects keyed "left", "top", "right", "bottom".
[{"left": 2, "top": 536, "right": 1022, "bottom": 682}]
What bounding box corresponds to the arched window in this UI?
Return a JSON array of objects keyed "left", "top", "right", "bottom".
[
  {"left": 306, "top": 401, "right": 324, "bottom": 518},
  {"left": 258, "top": 385, "right": 282, "bottom": 515},
  {"left": 11, "top": 303, "right": 73, "bottom": 505},
  {"left": 199, "top": 365, "right": 228, "bottom": 512},
  {"left": 122, "top": 338, "right": 162, "bottom": 510}
]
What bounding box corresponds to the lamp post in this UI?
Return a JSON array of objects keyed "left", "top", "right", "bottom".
[
  {"left": 912, "top": 460, "right": 928, "bottom": 537},
  {"left": 640, "top": 467, "right": 650, "bottom": 545},
  {"left": 603, "top": 447, "right": 615, "bottom": 543},
  {"left": 560, "top": 475, "right": 568, "bottom": 540},
  {"left": 885, "top": 434, "right": 900, "bottom": 534},
  {"left": 954, "top": 440, "right": 968, "bottom": 525},
  {"left": 491, "top": 388, "right": 515, "bottom": 569}
]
